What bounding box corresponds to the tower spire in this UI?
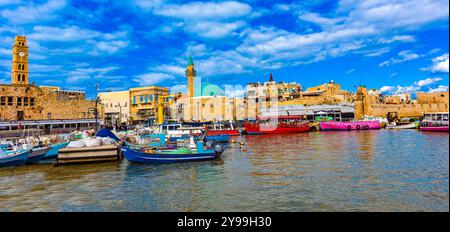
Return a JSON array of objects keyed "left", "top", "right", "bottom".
[{"left": 187, "top": 54, "right": 194, "bottom": 66}]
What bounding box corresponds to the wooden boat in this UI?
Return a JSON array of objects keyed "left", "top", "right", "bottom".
[
  {"left": 419, "top": 112, "right": 449, "bottom": 132},
  {"left": 320, "top": 120, "right": 381, "bottom": 131},
  {"left": 43, "top": 142, "right": 70, "bottom": 159},
  {"left": 56, "top": 144, "right": 121, "bottom": 165},
  {"left": 122, "top": 141, "right": 224, "bottom": 164},
  {"left": 243, "top": 116, "right": 310, "bottom": 134},
  {"left": 385, "top": 122, "right": 417, "bottom": 129},
  {"left": 26, "top": 146, "right": 51, "bottom": 163},
  {"left": 0, "top": 149, "right": 30, "bottom": 167}
]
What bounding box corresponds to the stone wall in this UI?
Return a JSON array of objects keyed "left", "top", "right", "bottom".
[{"left": 0, "top": 84, "right": 99, "bottom": 121}]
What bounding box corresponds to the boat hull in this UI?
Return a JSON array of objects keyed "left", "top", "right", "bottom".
[
  {"left": 0, "top": 150, "right": 30, "bottom": 167},
  {"left": 320, "top": 121, "right": 381, "bottom": 131},
  {"left": 121, "top": 146, "right": 220, "bottom": 164},
  {"left": 43, "top": 142, "right": 70, "bottom": 159},
  {"left": 206, "top": 130, "right": 240, "bottom": 136},
  {"left": 386, "top": 123, "right": 417, "bottom": 129},
  {"left": 244, "top": 123, "right": 310, "bottom": 134},
  {"left": 420, "top": 126, "right": 449, "bottom": 132},
  {"left": 27, "top": 146, "right": 51, "bottom": 163}
]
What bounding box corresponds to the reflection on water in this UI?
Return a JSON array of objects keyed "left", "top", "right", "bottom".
[{"left": 0, "top": 130, "right": 448, "bottom": 211}]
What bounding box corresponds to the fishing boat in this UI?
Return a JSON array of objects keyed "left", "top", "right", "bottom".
[
  {"left": 243, "top": 116, "right": 310, "bottom": 134},
  {"left": 43, "top": 141, "right": 70, "bottom": 159},
  {"left": 26, "top": 145, "right": 52, "bottom": 163},
  {"left": 121, "top": 140, "right": 224, "bottom": 164},
  {"left": 320, "top": 120, "right": 381, "bottom": 131},
  {"left": 385, "top": 122, "right": 418, "bottom": 129},
  {"left": 205, "top": 122, "right": 240, "bottom": 136},
  {"left": 0, "top": 149, "right": 31, "bottom": 167},
  {"left": 419, "top": 112, "right": 449, "bottom": 132}
]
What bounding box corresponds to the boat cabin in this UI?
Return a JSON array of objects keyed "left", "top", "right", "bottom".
[{"left": 421, "top": 112, "right": 449, "bottom": 126}]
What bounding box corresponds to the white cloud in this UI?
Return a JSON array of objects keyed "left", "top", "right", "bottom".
[
  {"left": 168, "top": 84, "right": 187, "bottom": 93},
  {"left": 421, "top": 53, "right": 449, "bottom": 73},
  {"left": 378, "top": 35, "right": 415, "bottom": 44},
  {"left": 428, "top": 85, "right": 449, "bottom": 93},
  {"left": 223, "top": 84, "right": 246, "bottom": 98},
  {"left": 379, "top": 50, "right": 420, "bottom": 67},
  {"left": 133, "top": 72, "right": 175, "bottom": 86},
  {"left": 186, "top": 21, "right": 246, "bottom": 39},
  {"left": 154, "top": 1, "right": 251, "bottom": 20},
  {"left": 380, "top": 77, "right": 445, "bottom": 94},
  {"left": 0, "top": 0, "right": 67, "bottom": 23},
  {"left": 66, "top": 66, "right": 120, "bottom": 83},
  {"left": 299, "top": 13, "right": 345, "bottom": 28},
  {"left": 150, "top": 64, "right": 185, "bottom": 76},
  {"left": 389, "top": 73, "right": 397, "bottom": 78},
  {"left": 346, "top": 68, "right": 356, "bottom": 75}
]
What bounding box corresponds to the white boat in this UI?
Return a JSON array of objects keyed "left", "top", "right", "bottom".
[{"left": 385, "top": 122, "right": 417, "bottom": 129}]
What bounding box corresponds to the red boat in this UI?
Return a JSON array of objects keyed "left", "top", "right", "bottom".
[
  {"left": 419, "top": 112, "right": 449, "bottom": 132},
  {"left": 243, "top": 116, "right": 310, "bottom": 134},
  {"left": 205, "top": 123, "right": 240, "bottom": 136}
]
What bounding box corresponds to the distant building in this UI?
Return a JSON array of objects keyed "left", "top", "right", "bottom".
[
  {"left": 0, "top": 36, "right": 100, "bottom": 132},
  {"left": 355, "top": 86, "right": 449, "bottom": 119},
  {"left": 98, "top": 90, "right": 130, "bottom": 125}
]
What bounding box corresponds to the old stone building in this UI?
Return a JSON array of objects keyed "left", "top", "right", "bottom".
[
  {"left": 355, "top": 86, "right": 449, "bottom": 119},
  {"left": 129, "top": 86, "right": 169, "bottom": 125},
  {"left": 0, "top": 36, "right": 100, "bottom": 124}
]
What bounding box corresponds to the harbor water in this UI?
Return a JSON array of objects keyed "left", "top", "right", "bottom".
[{"left": 0, "top": 130, "right": 448, "bottom": 211}]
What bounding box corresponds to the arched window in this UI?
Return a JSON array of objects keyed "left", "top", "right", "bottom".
[
  {"left": 22, "top": 64, "right": 25, "bottom": 70},
  {"left": 17, "top": 74, "right": 20, "bottom": 82}
]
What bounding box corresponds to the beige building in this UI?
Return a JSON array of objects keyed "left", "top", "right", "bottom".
[{"left": 98, "top": 90, "right": 130, "bottom": 124}]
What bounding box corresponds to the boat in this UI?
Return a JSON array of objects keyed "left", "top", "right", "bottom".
[
  {"left": 419, "top": 112, "right": 449, "bottom": 132},
  {"left": 385, "top": 122, "right": 418, "bottom": 129},
  {"left": 205, "top": 122, "right": 240, "bottom": 136},
  {"left": 43, "top": 141, "right": 70, "bottom": 159},
  {"left": 121, "top": 141, "right": 224, "bottom": 164},
  {"left": 243, "top": 116, "right": 310, "bottom": 134},
  {"left": 320, "top": 120, "right": 381, "bottom": 131},
  {"left": 26, "top": 145, "right": 52, "bottom": 163},
  {"left": 56, "top": 144, "right": 121, "bottom": 165},
  {"left": 0, "top": 149, "right": 31, "bottom": 167}
]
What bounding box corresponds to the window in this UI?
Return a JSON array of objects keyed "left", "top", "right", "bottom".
[
  {"left": 140, "top": 95, "right": 143, "bottom": 102},
  {"left": 133, "top": 96, "right": 136, "bottom": 104},
  {"left": 23, "top": 97, "right": 28, "bottom": 106},
  {"left": 155, "top": 95, "right": 158, "bottom": 101},
  {"left": 7, "top": 96, "right": 13, "bottom": 106},
  {"left": 0, "top": 96, "right": 5, "bottom": 106},
  {"left": 145, "top": 95, "right": 148, "bottom": 103},
  {"left": 149, "top": 95, "right": 153, "bottom": 101},
  {"left": 30, "top": 98, "right": 34, "bottom": 106},
  {"left": 17, "top": 97, "right": 22, "bottom": 106},
  {"left": 124, "top": 102, "right": 127, "bottom": 107},
  {"left": 47, "top": 113, "right": 51, "bottom": 119}
]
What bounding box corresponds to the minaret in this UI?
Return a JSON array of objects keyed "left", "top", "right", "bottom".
[
  {"left": 186, "top": 55, "right": 196, "bottom": 121},
  {"left": 186, "top": 55, "right": 196, "bottom": 97},
  {"left": 11, "top": 35, "right": 29, "bottom": 85}
]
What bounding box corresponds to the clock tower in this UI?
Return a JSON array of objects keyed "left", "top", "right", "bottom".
[{"left": 11, "top": 35, "right": 29, "bottom": 85}]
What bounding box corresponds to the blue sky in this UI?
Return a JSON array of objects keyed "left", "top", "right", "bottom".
[{"left": 0, "top": 0, "right": 448, "bottom": 99}]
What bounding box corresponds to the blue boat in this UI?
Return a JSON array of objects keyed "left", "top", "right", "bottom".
[
  {"left": 43, "top": 142, "right": 69, "bottom": 159},
  {"left": 0, "top": 149, "right": 31, "bottom": 167},
  {"left": 121, "top": 141, "right": 225, "bottom": 164}
]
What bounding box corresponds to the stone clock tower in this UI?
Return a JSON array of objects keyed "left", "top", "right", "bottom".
[{"left": 11, "top": 35, "right": 29, "bottom": 85}]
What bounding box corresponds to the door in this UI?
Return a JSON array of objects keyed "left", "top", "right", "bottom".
[{"left": 17, "top": 111, "right": 24, "bottom": 120}]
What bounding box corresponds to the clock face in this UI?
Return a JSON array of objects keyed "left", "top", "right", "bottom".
[{"left": 19, "top": 51, "right": 25, "bottom": 57}]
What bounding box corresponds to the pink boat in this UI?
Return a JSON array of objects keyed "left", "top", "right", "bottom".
[
  {"left": 320, "top": 120, "right": 381, "bottom": 131},
  {"left": 419, "top": 112, "right": 449, "bottom": 132}
]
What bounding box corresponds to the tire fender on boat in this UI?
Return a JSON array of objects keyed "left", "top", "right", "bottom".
[
  {"left": 356, "top": 125, "right": 361, "bottom": 130},
  {"left": 347, "top": 125, "right": 352, "bottom": 130}
]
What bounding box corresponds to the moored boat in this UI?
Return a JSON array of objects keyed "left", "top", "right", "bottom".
[
  {"left": 26, "top": 145, "right": 51, "bottom": 163},
  {"left": 122, "top": 141, "right": 224, "bottom": 164},
  {"left": 205, "top": 122, "right": 240, "bottom": 136},
  {"left": 43, "top": 141, "right": 70, "bottom": 159},
  {"left": 243, "top": 116, "right": 310, "bottom": 134},
  {"left": 0, "top": 149, "right": 31, "bottom": 167},
  {"left": 320, "top": 120, "right": 381, "bottom": 131},
  {"left": 419, "top": 112, "right": 449, "bottom": 132},
  {"left": 385, "top": 122, "right": 418, "bottom": 129}
]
